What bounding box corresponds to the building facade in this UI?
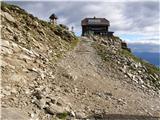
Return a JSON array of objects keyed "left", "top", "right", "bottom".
[{"left": 81, "top": 17, "right": 113, "bottom": 36}]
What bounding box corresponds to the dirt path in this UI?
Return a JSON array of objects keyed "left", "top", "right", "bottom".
[{"left": 55, "top": 37, "right": 160, "bottom": 118}]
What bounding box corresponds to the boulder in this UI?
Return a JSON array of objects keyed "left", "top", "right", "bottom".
[
  {"left": 75, "top": 111, "right": 86, "bottom": 119},
  {"left": 34, "top": 98, "right": 46, "bottom": 109},
  {"left": 1, "top": 11, "right": 16, "bottom": 23},
  {"left": 56, "top": 98, "right": 65, "bottom": 106},
  {"left": 44, "top": 104, "right": 64, "bottom": 115}
]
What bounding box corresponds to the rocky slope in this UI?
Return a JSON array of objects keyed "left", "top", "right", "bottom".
[{"left": 1, "top": 2, "right": 160, "bottom": 120}]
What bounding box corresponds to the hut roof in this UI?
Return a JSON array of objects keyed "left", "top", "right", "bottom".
[
  {"left": 81, "top": 17, "right": 110, "bottom": 26},
  {"left": 49, "top": 13, "right": 58, "bottom": 20}
]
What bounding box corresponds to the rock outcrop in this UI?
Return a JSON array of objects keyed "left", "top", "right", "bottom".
[{"left": 1, "top": 2, "right": 160, "bottom": 120}]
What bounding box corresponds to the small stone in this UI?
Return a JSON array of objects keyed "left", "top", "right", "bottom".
[
  {"left": 25, "top": 89, "right": 30, "bottom": 94},
  {"left": 117, "top": 98, "right": 127, "bottom": 105},
  {"left": 126, "top": 72, "right": 133, "bottom": 79},
  {"left": 40, "top": 73, "right": 45, "bottom": 79},
  {"left": 4, "top": 86, "right": 11, "bottom": 90},
  {"left": 51, "top": 75, "right": 55, "bottom": 79},
  {"left": 19, "top": 54, "right": 32, "bottom": 61},
  {"left": 44, "top": 107, "right": 55, "bottom": 115},
  {"left": 70, "top": 111, "right": 76, "bottom": 117},
  {"left": 11, "top": 88, "right": 17, "bottom": 94},
  {"left": 1, "top": 46, "right": 13, "bottom": 55},
  {"left": 44, "top": 87, "right": 51, "bottom": 94},
  {"left": 30, "top": 113, "right": 35, "bottom": 118},
  {"left": 50, "top": 98, "right": 56, "bottom": 104},
  {"left": 76, "top": 112, "right": 86, "bottom": 119},
  {"left": 1, "top": 40, "right": 10, "bottom": 47},
  {"left": 56, "top": 98, "right": 65, "bottom": 106},
  {"left": 54, "top": 86, "right": 61, "bottom": 92},
  {"left": 6, "top": 27, "right": 13, "bottom": 33},
  {"left": 3, "top": 90, "right": 11, "bottom": 96},
  {"left": 154, "top": 73, "right": 159, "bottom": 79},
  {"left": 33, "top": 21, "right": 39, "bottom": 27},
  {"left": 138, "top": 78, "right": 144, "bottom": 84},
  {"left": 34, "top": 98, "right": 46, "bottom": 109},
  {"left": 33, "top": 91, "right": 43, "bottom": 99}
]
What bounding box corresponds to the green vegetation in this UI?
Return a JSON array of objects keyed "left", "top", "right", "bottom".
[
  {"left": 120, "top": 49, "right": 160, "bottom": 74},
  {"left": 1, "top": 2, "right": 27, "bottom": 15},
  {"left": 109, "top": 36, "right": 121, "bottom": 41},
  {"left": 93, "top": 43, "right": 111, "bottom": 62},
  {"left": 120, "top": 49, "right": 160, "bottom": 89},
  {"left": 142, "top": 61, "right": 160, "bottom": 76},
  {"left": 94, "top": 41, "right": 160, "bottom": 90},
  {"left": 120, "top": 49, "right": 142, "bottom": 63},
  {"left": 40, "top": 20, "right": 51, "bottom": 27},
  {"left": 56, "top": 112, "right": 68, "bottom": 120},
  {"left": 70, "top": 37, "right": 79, "bottom": 49}
]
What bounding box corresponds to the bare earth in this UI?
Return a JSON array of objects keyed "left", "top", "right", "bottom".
[{"left": 54, "top": 37, "right": 160, "bottom": 118}]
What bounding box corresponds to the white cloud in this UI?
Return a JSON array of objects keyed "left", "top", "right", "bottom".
[
  {"left": 126, "top": 39, "right": 160, "bottom": 45},
  {"left": 7, "top": 1, "right": 159, "bottom": 35},
  {"left": 58, "top": 16, "right": 68, "bottom": 24},
  {"left": 5, "top": 0, "right": 159, "bottom": 2}
]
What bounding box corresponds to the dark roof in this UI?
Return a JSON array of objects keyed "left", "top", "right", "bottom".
[
  {"left": 81, "top": 17, "right": 110, "bottom": 26},
  {"left": 49, "top": 13, "right": 58, "bottom": 20}
]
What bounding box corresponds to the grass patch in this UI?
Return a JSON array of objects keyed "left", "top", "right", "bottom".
[
  {"left": 93, "top": 43, "right": 111, "bottom": 61},
  {"left": 120, "top": 49, "right": 142, "bottom": 63},
  {"left": 120, "top": 49, "right": 160, "bottom": 74},
  {"left": 70, "top": 37, "right": 79, "bottom": 49},
  {"left": 1, "top": 2, "right": 27, "bottom": 15},
  {"left": 56, "top": 112, "right": 68, "bottom": 120},
  {"left": 95, "top": 44, "right": 160, "bottom": 89},
  {"left": 142, "top": 61, "right": 160, "bottom": 75}
]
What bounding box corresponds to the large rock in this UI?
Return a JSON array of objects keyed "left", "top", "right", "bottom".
[
  {"left": 1, "top": 11, "right": 15, "bottom": 23},
  {"left": 34, "top": 98, "right": 46, "bottom": 109},
  {"left": 44, "top": 104, "right": 64, "bottom": 115}
]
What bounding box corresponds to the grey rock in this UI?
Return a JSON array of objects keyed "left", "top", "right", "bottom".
[
  {"left": 56, "top": 98, "right": 65, "bottom": 106},
  {"left": 6, "top": 27, "right": 13, "bottom": 33},
  {"left": 117, "top": 98, "right": 127, "bottom": 105},
  {"left": 70, "top": 111, "right": 76, "bottom": 117},
  {"left": 153, "top": 73, "right": 159, "bottom": 79},
  {"left": 1, "top": 11, "right": 16, "bottom": 23},
  {"left": 33, "top": 90, "right": 43, "bottom": 99},
  {"left": 126, "top": 72, "right": 133, "bottom": 79},
  {"left": 54, "top": 86, "right": 61, "bottom": 92},
  {"left": 1, "top": 46, "right": 13, "bottom": 55},
  {"left": 2, "top": 90, "right": 11, "bottom": 96},
  {"left": 62, "top": 72, "right": 73, "bottom": 80},
  {"left": 1, "top": 40, "right": 10, "bottom": 48},
  {"left": 34, "top": 98, "right": 46, "bottom": 109},
  {"left": 44, "top": 104, "right": 64, "bottom": 115},
  {"left": 95, "top": 91, "right": 112, "bottom": 100},
  {"left": 138, "top": 77, "right": 144, "bottom": 84},
  {"left": 150, "top": 75, "right": 157, "bottom": 81},
  {"left": 19, "top": 54, "right": 32, "bottom": 61},
  {"left": 76, "top": 112, "right": 86, "bottom": 119},
  {"left": 11, "top": 88, "right": 17, "bottom": 94},
  {"left": 44, "top": 107, "right": 55, "bottom": 115}
]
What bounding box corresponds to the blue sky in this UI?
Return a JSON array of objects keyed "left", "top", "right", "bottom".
[{"left": 6, "top": 0, "right": 160, "bottom": 53}]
